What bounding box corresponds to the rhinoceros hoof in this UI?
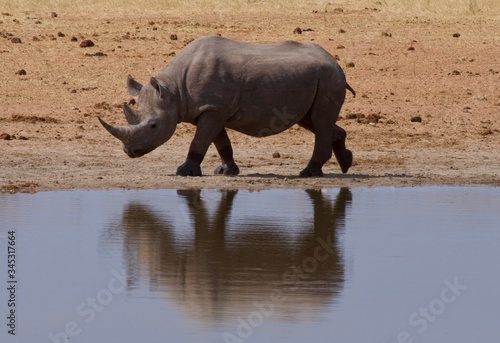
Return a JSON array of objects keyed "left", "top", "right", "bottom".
[
  {"left": 340, "top": 149, "right": 353, "bottom": 174},
  {"left": 299, "top": 166, "right": 324, "bottom": 178},
  {"left": 214, "top": 161, "right": 240, "bottom": 176},
  {"left": 176, "top": 160, "right": 202, "bottom": 176}
]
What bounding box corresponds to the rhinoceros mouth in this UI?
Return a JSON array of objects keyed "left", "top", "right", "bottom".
[{"left": 124, "top": 146, "right": 146, "bottom": 158}]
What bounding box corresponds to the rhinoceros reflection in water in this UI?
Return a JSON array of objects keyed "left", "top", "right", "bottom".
[{"left": 116, "top": 188, "right": 352, "bottom": 322}]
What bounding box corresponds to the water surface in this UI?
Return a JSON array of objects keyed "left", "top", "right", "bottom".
[{"left": 0, "top": 187, "right": 499, "bottom": 343}]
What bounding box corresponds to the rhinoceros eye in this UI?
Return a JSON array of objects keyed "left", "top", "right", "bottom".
[{"left": 148, "top": 119, "right": 158, "bottom": 129}]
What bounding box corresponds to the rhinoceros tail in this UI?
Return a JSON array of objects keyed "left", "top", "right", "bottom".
[{"left": 346, "top": 83, "right": 356, "bottom": 98}]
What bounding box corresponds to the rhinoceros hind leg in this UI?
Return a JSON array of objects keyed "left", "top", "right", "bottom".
[
  {"left": 214, "top": 161, "right": 240, "bottom": 176},
  {"left": 299, "top": 164, "right": 324, "bottom": 177},
  {"left": 176, "top": 159, "right": 202, "bottom": 176},
  {"left": 332, "top": 124, "right": 352, "bottom": 174}
]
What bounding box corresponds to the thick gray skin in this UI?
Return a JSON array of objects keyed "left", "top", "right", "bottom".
[{"left": 99, "top": 35, "right": 354, "bottom": 177}]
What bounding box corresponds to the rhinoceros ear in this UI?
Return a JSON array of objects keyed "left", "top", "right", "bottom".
[
  {"left": 123, "top": 103, "right": 140, "bottom": 125},
  {"left": 127, "top": 75, "right": 142, "bottom": 96},
  {"left": 150, "top": 77, "right": 167, "bottom": 99}
]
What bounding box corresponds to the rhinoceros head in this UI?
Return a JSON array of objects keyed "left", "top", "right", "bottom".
[{"left": 99, "top": 75, "right": 178, "bottom": 158}]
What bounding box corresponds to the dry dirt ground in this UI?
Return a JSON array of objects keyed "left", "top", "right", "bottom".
[{"left": 1, "top": 5, "right": 499, "bottom": 193}]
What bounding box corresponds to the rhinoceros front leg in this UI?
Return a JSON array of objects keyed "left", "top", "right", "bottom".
[
  {"left": 176, "top": 111, "right": 228, "bottom": 177},
  {"left": 213, "top": 129, "right": 240, "bottom": 176}
]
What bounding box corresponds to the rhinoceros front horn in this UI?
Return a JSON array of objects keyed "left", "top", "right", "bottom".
[{"left": 98, "top": 117, "right": 131, "bottom": 142}]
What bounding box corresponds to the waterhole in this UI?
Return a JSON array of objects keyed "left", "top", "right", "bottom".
[{"left": 0, "top": 187, "right": 498, "bottom": 342}]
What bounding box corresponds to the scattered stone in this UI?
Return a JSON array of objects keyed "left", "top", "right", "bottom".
[
  {"left": 272, "top": 151, "right": 281, "bottom": 158},
  {"left": 293, "top": 27, "right": 302, "bottom": 34},
  {"left": 32, "top": 36, "right": 40, "bottom": 41},
  {"left": 80, "top": 39, "right": 94, "bottom": 47},
  {"left": 34, "top": 20, "right": 42, "bottom": 24},
  {"left": 169, "top": 34, "right": 178, "bottom": 41},
  {"left": 57, "top": 31, "right": 65, "bottom": 37},
  {"left": 11, "top": 37, "right": 21, "bottom": 43},
  {"left": 85, "top": 51, "right": 107, "bottom": 57},
  {"left": 407, "top": 46, "right": 415, "bottom": 51},
  {"left": 410, "top": 116, "right": 422, "bottom": 123},
  {"left": 451, "top": 69, "right": 461, "bottom": 75},
  {"left": 339, "top": 28, "right": 346, "bottom": 33},
  {"left": 481, "top": 128, "right": 493, "bottom": 136},
  {"left": 71, "top": 36, "right": 78, "bottom": 42},
  {"left": 302, "top": 28, "right": 314, "bottom": 32},
  {"left": 333, "top": 8, "right": 344, "bottom": 13},
  {"left": 452, "top": 33, "right": 460, "bottom": 38},
  {"left": 345, "top": 113, "right": 365, "bottom": 120},
  {"left": 51, "top": 12, "right": 58, "bottom": 18},
  {"left": 0, "top": 133, "right": 12, "bottom": 140},
  {"left": 333, "top": 54, "right": 340, "bottom": 61},
  {"left": 346, "top": 61, "right": 355, "bottom": 68},
  {"left": 382, "top": 31, "right": 392, "bottom": 37},
  {"left": 337, "top": 45, "right": 345, "bottom": 49},
  {"left": 16, "top": 69, "right": 26, "bottom": 75},
  {"left": 365, "top": 114, "right": 382, "bottom": 124},
  {"left": 148, "top": 21, "right": 155, "bottom": 25}
]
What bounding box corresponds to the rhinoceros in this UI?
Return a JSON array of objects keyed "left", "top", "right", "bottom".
[{"left": 99, "top": 35, "right": 355, "bottom": 177}]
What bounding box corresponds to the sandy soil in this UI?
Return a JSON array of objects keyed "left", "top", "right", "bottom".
[{"left": 1, "top": 6, "right": 499, "bottom": 193}]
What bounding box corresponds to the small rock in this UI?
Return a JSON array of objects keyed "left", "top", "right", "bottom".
[
  {"left": 382, "top": 31, "right": 392, "bottom": 37},
  {"left": 481, "top": 128, "right": 493, "bottom": 136},
  {"left": 16, "top": 69, "right": 26, "bottom": 75},
  {"left": 337, "top": 45, "right": 345, "bottom": 49},
  {"left": 11, "top": 37, "right": 21, "bottom": 43},
  {"left": 170, "top": 34, "right": 178, "bottom": 40},
  {"left": 71, "top": 36, "right": 78, "bottom": 42},
  {"left": 51, "top": 12, "right": 58, "bottom": 18},
  {"left": 80, "top": 39, "right": 94, "bottom": 47},
  {"left": 272, "top": 151, "right": 281, "bottom": 158},
  {"left": 293, "top": 27, "right": 302, "bottom": 34},
  {"left": 410, "top": 116, "right": 422, "bottom": 123},
  {"left": 407, "top": 46, "right": 415, "bottom": 51},
  {"left": 57, "top": 31, "right": 65, "bottom": 37},
  {"left": 451, "top": 69, "right": 461, "bottom": 75},
  {"left": 339, "top": 28, "right": 346, "bottom": 33},
  {"left": 85, "top": 51, "right": 107, "bottom": 57},
  {"left": 346, "top": 61, "right": 355, "bottom": 68},
  {"left": 452, "top": 33, "right": 460, "bottom": 38},
  {"left": 0, "top": 133, "right": 12, "bottom": 140}
]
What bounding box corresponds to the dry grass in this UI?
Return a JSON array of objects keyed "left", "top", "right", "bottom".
[
  {"left": 1, "top": 0, "right": 499, "bottom": 16},
  {"left": 382, "top": 0, "right": 500, "bottom": 15}
]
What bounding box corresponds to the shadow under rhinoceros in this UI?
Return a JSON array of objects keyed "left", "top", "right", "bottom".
[{"left": 113, "top": 188, "right": 352, "bottom": 323}]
